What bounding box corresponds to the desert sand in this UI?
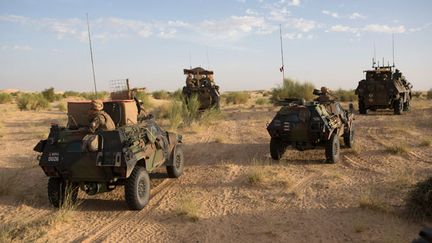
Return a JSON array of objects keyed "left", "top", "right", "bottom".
[{"left": 0, "top": 96, "right": 431, "bottom": 242}]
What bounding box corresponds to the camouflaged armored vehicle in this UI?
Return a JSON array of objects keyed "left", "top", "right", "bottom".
[
  {"left": 182, "top": 67, "right": 220, "bottom": 110},
  {"left": 34, "top": 80, "right": 184, "bottom": 210},
  {"left": 355, "top": 65, "right": 412, "bottom": 115},
  {"left": 267, "top": 88, "right": 355, "bottom": 163}
]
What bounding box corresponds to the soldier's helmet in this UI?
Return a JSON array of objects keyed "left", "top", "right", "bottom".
[
  {"left": 91, "top": 100, "right": 104, "bottom": 111},
  {"left": 320, "top": 86, "right": 330, "bottom": 95}
]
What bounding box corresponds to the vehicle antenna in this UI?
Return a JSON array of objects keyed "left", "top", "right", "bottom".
[
  {"left": 382, "top": 57, "right": 384, "bottom": 68},
  {"left": 392, "top": 33, "right": 395, "bottom": 67},
  {"left": 206, "top": 48, "right": 210, "bottom": 69},
  {"left": 279, "top": 24, "right": 285, "bottom": 81},
  {"left": 86, "top": 13, "right": 98, "bottom": 98},
  {"left": 373, "top": 41, "right": 376, "bottom": 68},
  {"left": 189, "top": 50, "right": 192, "bottom": 69}
]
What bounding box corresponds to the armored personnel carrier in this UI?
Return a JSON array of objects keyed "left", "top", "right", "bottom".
[
  {"left": 267, "top": 88, "right": 355, "bottom": 163},
  {"left": 34, "top": 80, "right": 184, "bottom": 210},
  {"left": 355, "top": 65, "right": 412, "bottom": 115},
  {"left": 182, "top": 67, "right": 220, "bottom": 110}
]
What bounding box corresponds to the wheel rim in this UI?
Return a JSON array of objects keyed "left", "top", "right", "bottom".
[{"left": 138, "top": 178, "right": 147, "bottom": 198}]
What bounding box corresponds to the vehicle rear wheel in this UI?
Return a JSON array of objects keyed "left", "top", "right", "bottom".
[
  {"left": 343, "top": 126, "right": 355, "bottom": 148},
  {"left": 403, "top": 101, "right": 410, "bottom": 111},
  {"left": 47, "top": 178, "right": 78, "bottom": 208},
  {"left": 125, "top": 166, "right": 150, "bottom": 210},
  {"left": 325, "top": 133, "right": 340, "bottom": 163},
  {"left": 394, "top": 98, "right": 403, "bottom": 115},
  {"left": 358, "top": 100, "right": 367, "bottom": 114},
  {"left": 167, "top": 145, "right": 184, "bottom": 178},
  {"left": 270, "top": 138, "right": 286, "bottom": 160}
]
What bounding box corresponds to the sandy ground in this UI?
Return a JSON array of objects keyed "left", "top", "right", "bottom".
[{"left": 0, "top": 97, "right": 432, "bottom": 242}]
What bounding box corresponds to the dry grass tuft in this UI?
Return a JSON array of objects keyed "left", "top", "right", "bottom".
[
  {"left": 176, "top": 196, "right": 200, "bottom": 222},
  {"left": 419, "top": 139, "right": 431, "bottom": 147},
  {"left": 358, "top": 193, "right": 389, "bottom": 213},
  {"left": 353, "top": 222, "right": 366, "bottom": 233},
  {"left": 247, "top": 168, "right": 265, "bottom": 185},
  {"left": 385, "top": 144, "right": 409, "bottom": 155}
]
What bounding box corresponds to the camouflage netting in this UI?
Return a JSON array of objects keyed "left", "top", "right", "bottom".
[{"left": 406, "top": 176, "right": 432, "bottom": 220}]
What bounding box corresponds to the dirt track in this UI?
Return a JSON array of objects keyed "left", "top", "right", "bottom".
[{"left": 0, "top": 98, "right": 431, "bottom": 242}]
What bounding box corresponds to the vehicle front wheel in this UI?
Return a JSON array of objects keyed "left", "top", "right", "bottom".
[
  {"left": 403, "top": 101, "right": 410, "bottom": 111},
  {"left": 394, "top": 98, "right": 403, "bottom": 115},
  {"left": 343, "top": 126, "right": 355, "bottom": 148},
  {"left": 47, "top": 178, "right": 78, "bottom": 208},
  {"left": 125, "top": 166, "right": 150, "bottom": 210},
  {"left": 325, "top": 133, "right": 340, "bottom": 163},
  {"left": 167, "top": 145, "right": 184, "bottom": 178},
  {"left": 270, "top": 138, "right": 286, "bottom": 160},
  {"left": 358, "top": 100, "right": 367, "bottom": 114}
]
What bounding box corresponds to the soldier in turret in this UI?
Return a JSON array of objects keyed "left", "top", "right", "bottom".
[
  {"left": 88, "top": 100, "right": 115, "bottom": 133},
  {"left": 186, "top": 73, "right": 195, "bottom": 88}
]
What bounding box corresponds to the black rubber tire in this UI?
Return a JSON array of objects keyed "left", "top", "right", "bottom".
[
  {"left": 325, "top": 133, "right": 340, "bottom": 163},
  {"left": 270, "top": 137, "right": 285, "bottom": 160},
  {"left": 125, "top": 166, "right": 150, "bottom": 210},
  {"left": 403, "top": 101, "right": 410, "bottom": 111},
  {"left": 343, "top": 126, "right": 355, "bottom": 148},
  {"left": 358, "top": 100, "right": 367, "bottom": 115},
  {"left": 47, "top": 178, "right": 78, "bottom": 208},
  {"left": 394, "top": 98, "right": 403, "bottom": 115},
  {"left": 167, "top": 145, "right": 185, "bottom": 178}
]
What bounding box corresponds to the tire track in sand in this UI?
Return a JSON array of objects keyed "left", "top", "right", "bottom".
[
  {"left": 76, "top": 179, "right": 175, "bottom": 243},
  {"left": 367, "top": 127, "right": 432, "bottom": 164}
]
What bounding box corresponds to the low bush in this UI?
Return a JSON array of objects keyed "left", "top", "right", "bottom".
[
  {"left": 406, "top": 177, "right": 432, "bottom": 220},
  {"left": 134, "top": 91, "right": 153, "bottom": 109},
  {"left": 63, "top": 91, "right": 80, "bottom": 98},
  {"left": 255, "top": 97, "right": 269, "bottom": 105},
  {"left": 0, "top": 93, "right": 12, "bottom": 104},
  {"left": 427, "top": 89, "right": 432, "bottom": 100},
  {"left": 223, "top": 92, "right": 250, "bottom": 105},
  {"left": 412, "top": 91, "right": 422, "bottom": 98},
  {"left": 271, "top": 78, "right": 315, "bottom": 103},
  {"left": 16, "top": 93, "right": 50, "bottom": 111},
  {"left": 41, "top": 87, "right": 56, "bottom": 102},
  {"left": 334, "top": 89, "right": 357, "bottom": 102},
  {"left": 152, "top": 90, "right": 170, "bottom": 100}
]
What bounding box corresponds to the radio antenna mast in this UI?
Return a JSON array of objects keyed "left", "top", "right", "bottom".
[
  {"left": 392, "top": 33, "right": 395, "bottom": 67},
  {"left": 279, "top": 24, "right": 285, "bottom": 81},
  {"left": 373, "top": 41, "right": 376, "bottom": 68},
  {"left": 86, "top": 13, "right": 98, "bottom": 98},
  {"left": 189, "top": 50, "right": 192, "bottom": 69},
  {"left": 206, "top": 48, "right": 210, "bottom": 69}
]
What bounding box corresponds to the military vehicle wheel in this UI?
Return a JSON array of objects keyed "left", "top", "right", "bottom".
[
  {"left": 403, "top": 101, "right": 410, "bottom": 111},
  {"left": 270, "top": 138, "right": 285, "bottom": 160},
  {"left": 394, "top": 98, "right": 403, "bottom": 115},
  {"left": 125, "top": 166, "right": 150, "bottom": 210},
  {"left": 343, "top": 126, "right": 355, "bottom": 148},
  {"left": 167, "top": 145, "right": 184, "bottom": 178},
  {"left": 325, "top": 133, "right": 340, "bottom": 163},
  {"left": 358, "top": 100, "right": 367, "bottom": 114},
  {"left": 47, "top": 178, "right": 78, "bottom": 208}
]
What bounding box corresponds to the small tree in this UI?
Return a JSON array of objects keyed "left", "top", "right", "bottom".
[{"left": 42, "top": 87, "right": 56, "bottom": 102}]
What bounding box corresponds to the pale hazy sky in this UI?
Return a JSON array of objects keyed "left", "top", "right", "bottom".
[{"left": 0, "top": 0, "right": 431, "bottom": 92}]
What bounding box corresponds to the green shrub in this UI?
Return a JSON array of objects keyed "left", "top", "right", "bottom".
[
  {"left": 412, "top": 91, "right": 422, "bottom": 98},
  {"left": 56, "top": 103, "right": 66, "bottom": 112},
  {"left": 427, "top": 89, "right": 432, "bottom": 100},
  {"left": 168, "top": 101, "right": 184, "bottom": 129},
  {"left": 271, "top": 78, "right": 315, "bottom": 103},
  {"left": 134, "top": 91, "right": 153, "bottom": 109},
  {"left": 406, "top": 177, "right": 432, "bottom": 220},
  {"left": 182, "top": 95, "right": 200, "bottom": 124},
  {"left": 41, "top": 87, "right": 56, "bottom": 102},
  {"left": 0, "top": 93, "right": 12, "bottom": 104},
  {"left": 170, "top": 89, "right": 183, "bottom": 101},
  {"left": 63, "top": 91, "right": 80, "bottom": 98},
  {"left": 223, "top": 92, "right": 250, "bottom": 105},
  {"left": 255, "top": 97, "right": 269, "bottom": 105},
  {"left": 16, "top": 93, "right": 50, "bottom": 111},
  {"left": 80, "top": 91, "right": 108, "bottom": 100},
  {"left": 152, "top": 90, "right": 170, "bottom": 100},
  {"left": 334, "top": 89, "right": 357, "bottom": 102}
]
